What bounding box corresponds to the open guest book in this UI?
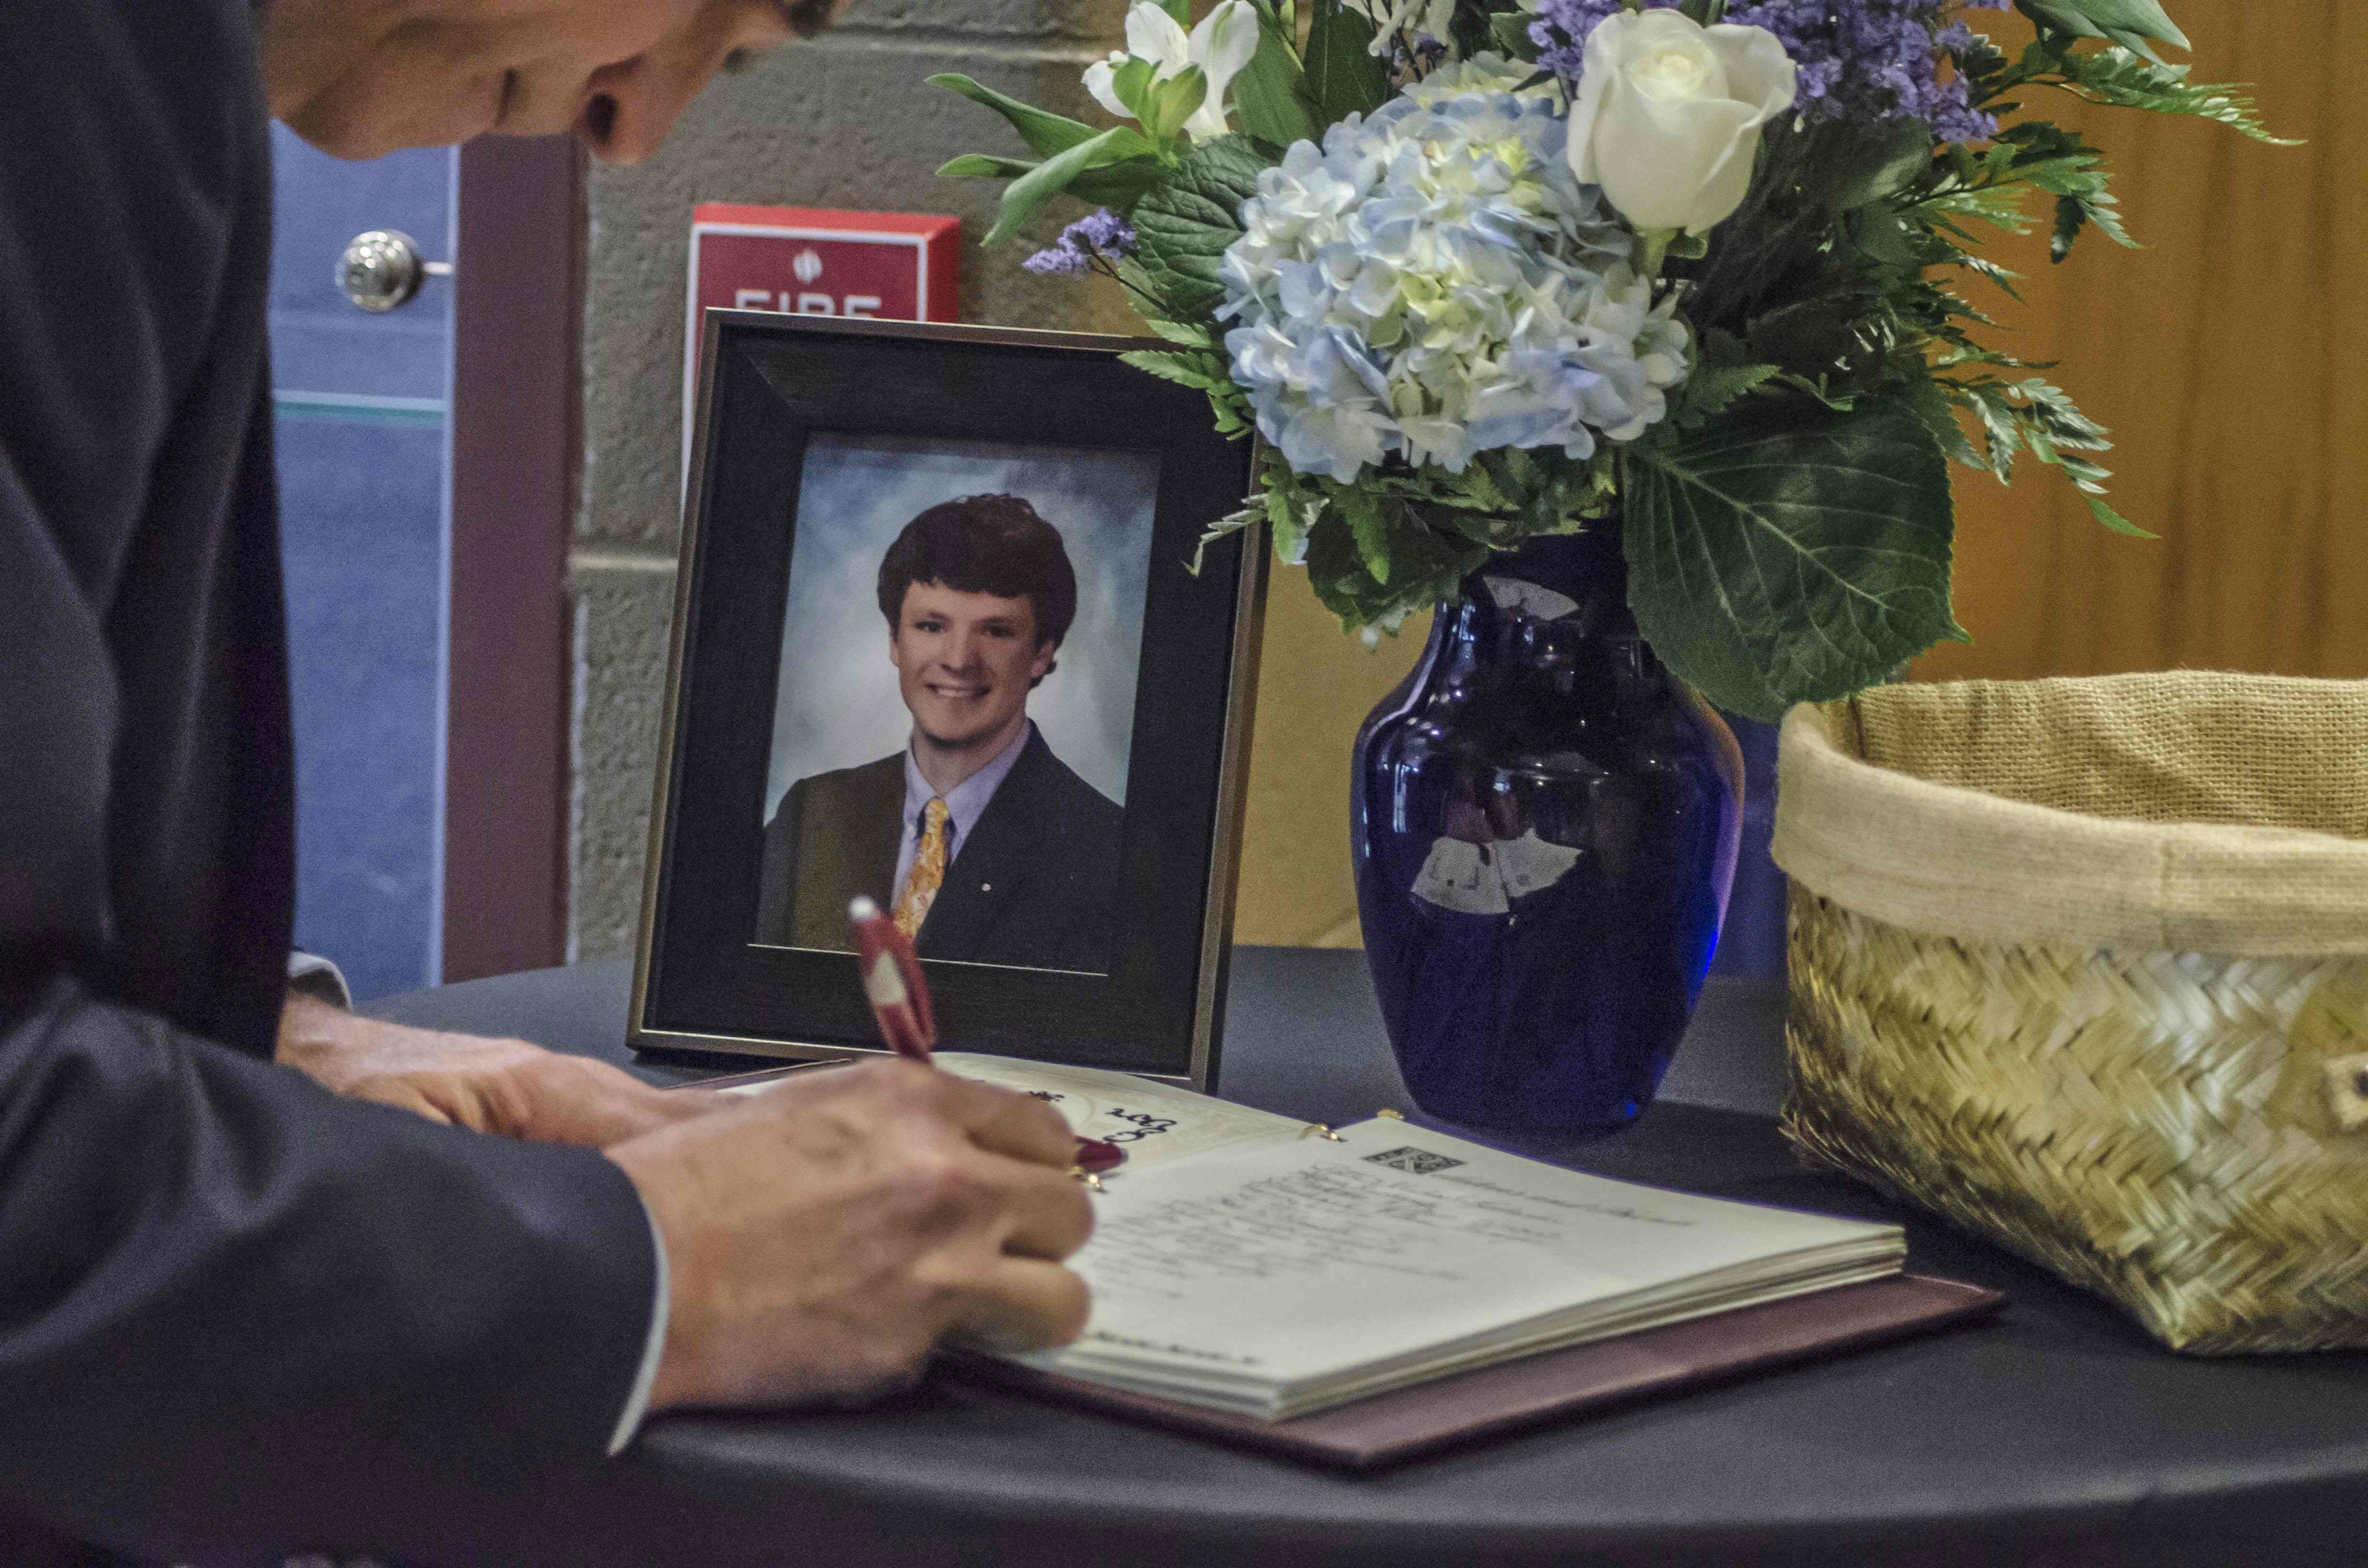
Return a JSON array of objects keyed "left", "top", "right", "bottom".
[{"left": 708, "top": 1056, "right": 2003, "bottom": 1468}]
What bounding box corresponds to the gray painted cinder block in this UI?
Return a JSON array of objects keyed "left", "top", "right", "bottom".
[
  {"left": 570, "top": 14, "right": 1136, "bottom": 960},
  {"left": 568, "top": 561, "right": 678, "bottom": 965}
]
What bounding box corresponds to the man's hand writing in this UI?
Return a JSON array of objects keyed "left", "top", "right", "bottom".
[
  {"left": 606, "top": 1058, "right": 1094, "bottom": 1411},
  {"left": 276, "top": 992, "right": 716, "bottom": 1147}
]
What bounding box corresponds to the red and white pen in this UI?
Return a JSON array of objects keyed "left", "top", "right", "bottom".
[
  {"left": 848, "top": 897, "right": 1122, "bottom": 1178},
  {"left": 848, "top": 895, "right": 935, "bottom": 1061}
]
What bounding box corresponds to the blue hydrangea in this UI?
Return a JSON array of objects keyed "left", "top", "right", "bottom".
[
  {"left": 1218, "top": 85, "right": 1689, "bottom": 484},
  {"left": 1530, "top": 0, "right": 2009, "bottom": 144}
]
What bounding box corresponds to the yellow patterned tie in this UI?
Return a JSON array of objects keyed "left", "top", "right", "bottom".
[{"left": 892, "top": 797, "right": 950, "bottom": 938}]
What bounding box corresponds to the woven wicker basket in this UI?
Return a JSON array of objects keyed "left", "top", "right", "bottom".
[{"left": 1771, "top": 674, "right": 2368, "bottom": 1353}]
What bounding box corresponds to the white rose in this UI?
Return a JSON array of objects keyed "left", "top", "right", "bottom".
[{"left": 1564, "top": 8, "right": 1797, "bottom": 236}]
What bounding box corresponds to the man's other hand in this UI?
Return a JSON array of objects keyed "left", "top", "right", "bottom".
[
  {"left": 276, "top": 992, "right": 717, "bottom": 1147},
  {"left": 606, "top": 1059, "right": 1094, "bottom": 1411}
]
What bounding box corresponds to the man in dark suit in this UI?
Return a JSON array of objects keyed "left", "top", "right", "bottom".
[
  {"left": 757, "top": 495, "right": 1125, "bottom": 971},
  {"left": 0, "top": 4, "right": 1089, "bottom": 1564}
]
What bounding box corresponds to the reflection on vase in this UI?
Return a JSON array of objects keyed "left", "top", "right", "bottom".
[
  {"left": 1709, "top": 712, "right": 1788, "bottom": 981},
  {"left": 1351, "top": 526, "right": 1744, "bottom": 1132}
]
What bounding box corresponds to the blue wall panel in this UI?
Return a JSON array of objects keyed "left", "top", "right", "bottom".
[{"left": 277, "top": 414, "right": 446, "bottom": 1001}]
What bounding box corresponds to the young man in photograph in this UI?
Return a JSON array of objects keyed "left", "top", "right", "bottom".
[{"left": 757, "top": 493, "right": 1125, "bottom": 971}]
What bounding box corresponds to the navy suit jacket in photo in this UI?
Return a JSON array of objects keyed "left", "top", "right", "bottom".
[{"left": 755, "top": 727, "right": 1125, "bottom": 973}]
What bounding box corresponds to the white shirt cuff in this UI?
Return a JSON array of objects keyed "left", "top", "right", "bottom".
[
  {"left": 606, "top": 1189, "right": 671, "bottom": 1456},
  {"left": 284, "top": 950, "right": 352, "bottom": 1010}
]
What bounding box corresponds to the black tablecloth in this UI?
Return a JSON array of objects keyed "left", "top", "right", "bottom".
[{"left": 364, "top": 952, "right": 2368, "bottom": 1568}]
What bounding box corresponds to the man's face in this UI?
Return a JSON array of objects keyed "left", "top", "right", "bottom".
[
  {"left": 261, "top": 0, "right": 827, "bottom": 164},
  {"left": 889, "top": 583, "right": 1057, "bottom": 752}
]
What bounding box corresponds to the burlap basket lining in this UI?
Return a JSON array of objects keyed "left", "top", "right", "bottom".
[{"left": 1772, "top": 673, "right": 2368, "bottom": 957}]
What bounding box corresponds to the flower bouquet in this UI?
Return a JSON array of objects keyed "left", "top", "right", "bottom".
[
  {"left": 928, "top": 0, "right": 2283, "bottom": 1129},
  {"left": 930, "top": 0, "right": 2282, "bottom": 720}
]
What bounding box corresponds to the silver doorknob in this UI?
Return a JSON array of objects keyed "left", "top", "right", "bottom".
[{"left": 337, "top": 229, "right": 453, "bottom": 313}]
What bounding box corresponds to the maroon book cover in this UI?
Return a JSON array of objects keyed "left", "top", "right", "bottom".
[{"left": 946, "top": 1273, "right": 2004, "bottom": 1471}]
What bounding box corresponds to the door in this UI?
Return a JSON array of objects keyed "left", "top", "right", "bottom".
[
  {"left": 270, "top": 132, "right": 581, "bottom": 1001},
  {"left": 270, "top": 128, "right": 456, "bottom": 1002}
]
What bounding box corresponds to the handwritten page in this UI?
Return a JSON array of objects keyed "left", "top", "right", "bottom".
[
  {"left": 708, "top": 1054, "right": 1303, "bottom": 1172},
  {"left": 931, "top": 1053, "right": 1303, "bottom": 1172},
  {"left": 1026, "top": 1118, "right": 1900, "bottom": 1407}
]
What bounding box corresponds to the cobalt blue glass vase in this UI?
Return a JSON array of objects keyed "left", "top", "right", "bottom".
[{"left": 1350, "top": 523, "right": 1745, "bottom": 1132}]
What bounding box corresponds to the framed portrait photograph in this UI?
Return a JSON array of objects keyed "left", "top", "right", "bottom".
[{"left": 629, "top": 313, "right": 1264, "bottom": 1087}]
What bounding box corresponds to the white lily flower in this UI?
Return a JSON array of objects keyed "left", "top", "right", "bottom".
[
  {"left": 1082, "top": 0, "right": 1262, "bottom": 142},
  {"left": 1340, "top": 0, "right": 1457, "bottom": 56}
]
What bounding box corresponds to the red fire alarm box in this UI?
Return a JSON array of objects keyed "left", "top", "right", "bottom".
[{"left": 683, "top": 203, "right": 962, "bottom": 472}]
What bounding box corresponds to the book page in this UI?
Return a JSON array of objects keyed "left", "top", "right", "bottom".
[
  {"left": 930, "top": 1054, "right": 1303, "bottom": 1172},
  {"left": 1031, "top": 1118, "right": 1900, "bottom": 1389},
  {"left": 708, "top": 1054, "right": 1302, "bottom": 1172}
]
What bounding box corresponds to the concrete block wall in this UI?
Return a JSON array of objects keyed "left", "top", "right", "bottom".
[{"left": 568, "top": 3, "right": 1140, "bottom": 961}]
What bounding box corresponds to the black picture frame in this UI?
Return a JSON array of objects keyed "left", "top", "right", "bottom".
[{"left": 628, "top": 313, "right": 1264, "bottom": 1088}]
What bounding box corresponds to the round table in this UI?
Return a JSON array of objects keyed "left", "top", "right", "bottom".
[{"left": 366, "top": 953, "right": 2368, "bottom": 1568}]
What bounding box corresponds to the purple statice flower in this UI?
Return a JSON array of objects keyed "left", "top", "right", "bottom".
[
  {"left": 1530, "top": 0, "right": 2009, "bottom": 143},
  {"left": 1022, "top": 208, "right": 1139, "bottom": 277},
  {"left": 1022, "top": 244, "right": 1090, "bottom": 276},
  {"left": 1528, "top": 0, "right": 1631, "bottom": 79}
]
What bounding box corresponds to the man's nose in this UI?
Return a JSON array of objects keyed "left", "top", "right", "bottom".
[
  {"left": 938, "top": 630, "right": 984, "bottom": 672},
  {"left": 573, "top": 59, "right": 698, "bottom": 167}
]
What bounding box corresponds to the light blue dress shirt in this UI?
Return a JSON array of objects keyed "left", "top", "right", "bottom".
[{"left": 892, "top": 721, "right": 1033, "bottom": 902}]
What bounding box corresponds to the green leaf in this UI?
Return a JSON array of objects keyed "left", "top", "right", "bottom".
[
  {"left": 1265, "top": 487, "right": 1309, "bottom": 563},
  {"left": 1623, "top": 396, "right": 1965, "bottom": 722},
  {"left": 937, "top": 153, "right": 1034, "bottom": 180},
  {"left": 1833, "top": 122, "right": 1935, "bottom": 209},
  {"left": 1303, "top": 498, "right": 1480, "bottom": 633},
  {"left": 1129, "top": 134, "right": 1270, "bottom": 315},
  {"left": 982, "top": 125, "right": 1147, "bottom": 247},
  {"left": 1953, "top": 379, "right": 2026, "bottom": 482},
  {"left": 1233, "top": 1, "right": 1322, "bottom": 149},
  {"left": 1986, "top": 124, "right": 2137, "bottom": 260},
  {"left": 1488, "top": 10, "right": 1541, "bottom": 59},
  {"left": 1669, "top": 327, "right": 1780, "bottom": 429},
  {"left": 1138, "top": 65, "right": 1209, "bottom": 145},
  {"left": 928, "top": 74, "right": 1100, "bottom": 159},
  {"left": 1673, "top": 360, "right": 1784, "bottom": 430},
  {"left": 1145, "top": 318, "right": 1216, "bottom": 348},
  {"left": 1110, "top": 56, "right": 1159, "bottom": 120},
  {"left": 1303, "top": 0, "right": 1389, "bottom": 125},
  {"left": 1157, "top": 0, "right": 1191, "bottom": 24},
  {"left": 2085, "top": 494, "right": 2157, "bottom": 537},
  {"left": 2014, "top": 0, "right": 2189, "bottom": 64},
  {"left": 1118, "top": 348, "right": 1224, "bottom": 392},
  {"left": 1956, "top": 251, "right": 2024, "bottom": 302},
  {"left": 1068, "top": 155, "right": 1172, "bottom": 209},
  {"left": 1919, "top": 181, "right": 2036, "bottom": 234},
  {"left": 1188, "top": 505, "right": 1259, "bottom": 576},
  {"left": 1341, "top": 486, "right": 1393, "bottom": 585},
  {"left": 2054, "top": 47, "right": 2299, "bottom": 145},
  {"left": 1260, "top": 451, "right": 1317, "bottom": 564},
  {"left": 1899, "top": 374, "right": 1984, "bottom": 471},
  {"left": 935, "top": 150, "right": 1167, "bottom": 210}
]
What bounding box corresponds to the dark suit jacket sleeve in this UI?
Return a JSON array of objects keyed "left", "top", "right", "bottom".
[
  {"left": 0, "top": 453, "right": 657, "bottom": 1551},
  {"left": 0, "top": 979, "right": 659, "bottom": 1564},
  {"left": 0, "top": 4, "right": 658, "bottom": 1560}
]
